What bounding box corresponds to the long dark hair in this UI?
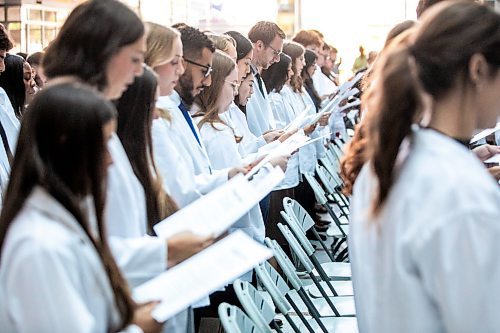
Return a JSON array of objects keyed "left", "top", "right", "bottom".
[
  {"left": 0, "top": 54, "right": 26, "bottom": 118},
  {"left": 365, "top": 1, "right": 500, "bottom": 214},
  {"left": 43, "top": 0, "right": 144, "bottom": 92},
  {"left": 115, "top": 67, "right": 178, "bottom": 234},
  {"left": 225, "top": 31, "right": 252, "bottom": 62},
  {"left": 302, "top": 49, "right": 321, "bottom": 110},
  {"left": 0, "top": 82, "right": 134, "bottom": 331},
  {"left": 261, "top": 53, "right": 291, "bottom": 93}
]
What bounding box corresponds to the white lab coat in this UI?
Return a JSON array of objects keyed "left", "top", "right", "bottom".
[
  {"left": 195, "top": 119, "right": 266, "bottom": 243},
  {"left": 268, "top": 89, "right": 300, "bottom": 190},
  {"left": 349, "top": 128, "right": 500, "bottom": 333},
  {"left": 220, "top": 102, "right": 267, "bottom": 159},
  {"left": 106, "top": 134, "right": 166, "bottom": 286},
  {"left": 0, "top": 187, "right": 142, "bottom": 333},
  {"left": 152, "top": 117, "right": 202, "bottom": 207},
  {"left": 312, "top": 65, "right": 337, "bottom": 98},
  {"left": 280, "top": 85, "right": 322, "bottom": 175},
  {"left": 0, "top": 87, "right": 20, "bottom": 202},
  {"left": 156, "top": 93, "right": 228, "bottom": 190},
  {"left": 245, "top": 66, "right": 276, "bottom": 136},
  {"left": 106, "top": 134, "right": 190, "bottom": 333}
]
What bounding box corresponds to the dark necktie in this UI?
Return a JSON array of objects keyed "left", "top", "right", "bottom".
[
  {"left": 179, "top": 102, "right": 201, "bottom": 146},
  {"left": 254, "top": 72, "right": 266, "bottom": 98},
  {"left": 0, "top": 122, "right": 12, "bottom": 164}
]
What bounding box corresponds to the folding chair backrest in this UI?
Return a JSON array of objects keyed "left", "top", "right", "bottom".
[
  {"left": 233, "top": 279, "right": 275, "bottom": 333},
  {"left": 276, "top": 224, "right": 315, "bottom": 275},
  {"left": 319, "top": 156, "right": 337, "bottom": 179},
  {"left": 264, "top": 238, "right": 302, "bottom": 291},
  {"left": 254, "top": 263, "right": 293, "bottom": 315},
  {"left": 316, "top": 164, "right": 337, "bottom": 195},
  {"left": 303, "top": 173, "right": 328, "bottom": 205},
  {"left": 282, "top": 197, "right": 315, "bottom": 232},
  {"left": 279, "top": 211, "right": 315, "bottom": 256},
  {"left": 218, "top": 303, "right": 264, "bottom": 333}
]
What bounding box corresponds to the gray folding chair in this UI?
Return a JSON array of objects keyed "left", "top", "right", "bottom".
[
  {"left": 254, "top": 263, "right": 312, "bottom": 333},
  {"left": 233, "top": 279, "right": 283, "bottom": 333},
  {"left": 304, "top": 173, "right": 348, "bottom": 238},
  {"left": 273, "top": 226, "right": 355, "bottom": 317},
  {"left": 255, "top": 262, "right": 358, "bottom": 333},
  {"left": 283, "top": 197, "right": 343, "bottom": 262},
  {"left": 265, "top": 236, "right": 353, "bottom": 299},
  {"left": 280, "top": 211, "right": 351, "bottom": 280},
  {"left": 316, "top": 164, "right": 350, "bottom": 218},
  {"left": 218, "top": 303, "right": 264, "bottom": 333}
]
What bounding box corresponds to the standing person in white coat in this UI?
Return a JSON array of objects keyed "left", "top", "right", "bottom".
[
  {"left": 245, "top": 21, "right": 285, "bottom": 137},
  {"left": 192, "top": 49, "right": 289, "bottom": 328},
  {"left": 0, "top": 82, "right": 162, "bottom": 333},
  {"left": 0, "top": 24, "right": 20, "bottom": 202},
  {"left": 116, "top": 67, "right": 214, "bottom": 333},
  {"left": 261, "top": 53, "right": 301, "bottom": 252},
  {"left": 246, "top": 21, "right": 286, "bottom": 222},
  {"left": 42, "top": 0, "right": 208, "bottom": 292},
  {"left": 281, "top": 42, "right": 329, "bottom": 230},
  {"left": 154, "top": 24, "right": 244, "bottom": 196},
  {"left": 221, "top": 31, "right": 283, "bottom": 160},
  {"left": 349, "top": 2, "right": 500, "bottom": 332}
]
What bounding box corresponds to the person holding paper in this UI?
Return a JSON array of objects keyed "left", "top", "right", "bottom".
[
  {"left": 116, "top": 67, "right": 218, "bottom": 333},
  {"left": 246, "top": 22, "right": 285, "bottom": 137},
  {"left": 155, "top": 24, "right": 245, "bottom": 194},
  {"left": 194, "top": 51, "right": 288, "bottom": 244},
  {"left": 192, "top": 48, "right": 288, "bottom": 330},
  {"left": 261, "top": 52, "right": 302, "bottom": 249},
  {"left": 0, "top": 83, "right": 162, "bottom": 333},
  {"left": 280, "top": 42, "right": 328, "bottom": 230},
  {"left": 43, "top": 1, "right": 211, "bottom": 313},
  {"left": 221, "top": 31, "right": 284, "bottom": 159},
  {"left": 349, "top": 3, "right": 500, "bottom": 332}
]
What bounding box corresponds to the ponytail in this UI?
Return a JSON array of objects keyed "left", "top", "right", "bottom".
[{"left": 365, "top": 45, "right": 423, "bottom": 214}]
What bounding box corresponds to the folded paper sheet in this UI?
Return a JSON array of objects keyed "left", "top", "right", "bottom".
[
  {"left": 470, "top": 122, "right": 500, "bottom": 143},
  {"left": 154, "top": 169, "right": 284, "bottom": 238},
  {"left": 133, "top": 230, "right": 273, "bottom": 322}
]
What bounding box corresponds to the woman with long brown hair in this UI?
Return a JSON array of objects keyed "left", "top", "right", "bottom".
[
  {"left": 349, "top": 2, "right": 500, "bottom": 332},
  {"left": 0, "top": 82, "right": 160, "bottom": 332}
]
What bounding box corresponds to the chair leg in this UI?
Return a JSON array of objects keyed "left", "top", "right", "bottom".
[
  {"left": 312, "top": 228, "right": 336, "bottom": 262},
  {"left": 285, "top": 294, "right": 316, "bottom": 333},
  {"left": 325, "top": 204, "right": 347, "bottom": 238},
  {"left": 297, "top": 288, "right": 330, "bottom": 333}
]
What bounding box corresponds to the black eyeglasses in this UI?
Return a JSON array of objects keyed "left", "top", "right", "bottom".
[
  {"left": 184, "top": 58, "right": 213, "bottom": 78},
  {"left": 268, "top": 44, "right": 282, "bottom": 57}
]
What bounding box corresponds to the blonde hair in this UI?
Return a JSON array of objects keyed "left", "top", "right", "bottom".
[
  {"left": 207, "top": 33, "right": 236, "bottom": 54},
  {"left": 144, "top": 22, "right": 180, "bottom": 68}
]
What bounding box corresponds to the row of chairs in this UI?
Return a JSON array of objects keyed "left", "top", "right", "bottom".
[{"left": 218, "top": 140, "right": 357, "bottom": 332}]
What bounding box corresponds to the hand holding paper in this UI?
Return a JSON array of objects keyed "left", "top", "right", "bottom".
[{"left": 133, "top": 231, "right": 273, "bottom": 322}]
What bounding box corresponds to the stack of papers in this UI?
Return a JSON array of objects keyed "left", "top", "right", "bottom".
[{"left": 133, "top": 230, "right": 273, "bottom": 322}]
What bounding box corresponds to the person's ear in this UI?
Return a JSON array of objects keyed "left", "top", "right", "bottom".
[{"left": 469, "top": 53, "right": 488, "bottom": 90}]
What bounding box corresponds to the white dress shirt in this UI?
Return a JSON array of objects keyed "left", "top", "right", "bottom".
[{"left": 349, "top": 128, "right": 500, "bottom": 333}]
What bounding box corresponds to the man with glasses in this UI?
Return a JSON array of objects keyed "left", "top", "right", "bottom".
[
  {"left": 246, "top": 21, "right": 285, "bottom": 222},
  {"left": 157, "top": 24, "right": 244, "bottom": 191},
  {"left": 245, "top": 21, "right": 285, "bottom": 138}
]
